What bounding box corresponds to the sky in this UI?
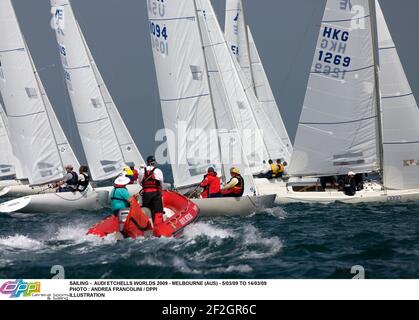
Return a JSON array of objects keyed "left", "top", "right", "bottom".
[{"left": 10, "top": 0, "right": 419, "bottom": 162}]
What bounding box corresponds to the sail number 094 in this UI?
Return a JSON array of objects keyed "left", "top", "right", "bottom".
[
  {"left": 150, "top": 22, "right": 168, "bottom": 40},
  {"left": 150, "top": 22, "right": 169, "bottom": 55}
]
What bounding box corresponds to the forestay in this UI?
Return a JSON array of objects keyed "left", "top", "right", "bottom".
[
  {"left": 289, "top": 0, "right": 379, "bottom": 177},
  {"left": 376, "top": 1, "right": 419, "bottom": 190},
  {"left": 51, "top": 0, "right": 144, "bottom": 182}
]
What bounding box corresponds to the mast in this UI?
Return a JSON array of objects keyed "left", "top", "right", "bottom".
[
  {"left": 193, "top": 0, "right": 227, "bottom": 183},
  {"left": 369, "top": 0, "right": 385, "bottom": 179}
]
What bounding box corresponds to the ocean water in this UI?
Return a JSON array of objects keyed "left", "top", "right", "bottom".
[{"left": 1, "top": 198, "right": 419, "bottom": 279}]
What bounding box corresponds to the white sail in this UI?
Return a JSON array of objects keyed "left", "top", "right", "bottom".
[
  {"left": 0, "top": 0, "right": 77, "bottom": 185},
  {"left": 147, "top": 0, "right": 256, "bottom": 195},
  {"left": 224, "top": 0, "right": 293, "bottom": 161},
  {"left": 196, "top": 0, "right": 273, "bottom": 174},
  {"left": 247, "top": 28, "right": 293, "bottom": 158},
  {"left": 51, "top": 0, "right": 144, "bottom": 181},
  {"left": 376, "top": 1, "right": 419, "bottom": 190},
  {"left": 0, "top": 102, "right": 15, "bottom": 177},
  {"left": 289, "top": 0, "right": 379, "bottom": 177},
  {"left": 224, "top": 0, "right": 253, "bottom": 87}
]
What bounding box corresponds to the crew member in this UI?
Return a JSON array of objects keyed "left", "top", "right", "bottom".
[
  {"left": 131, "top": 165, "right": 139, "bottom": 184},
  {"left": 221, "top": 167, "right": 244, "bottom": 198},
  {"left": 200, "top": 167, "right": 221, "bottom": 198},
  {"left": 57, "top": 165, "right": 78, "bottom": 193},
  {"left": 77, "top": 165, "right": 90, "bottom": 192},
  {"left": 276, "top": 159, "right": 285, "bottom": 178},
  {"left": 139, "top": 156, "right": 164, "bottom": 226},
  {"left": 270, "top": 159, "right": 280, "bottom": 179},
  {"left": 110, "top": 176, "right": 134, "bottom": 215},
  {"left": 344, "top": 172, "right": 357, "bottom": 196},
  {"left": 123, "top": 166, "right": 134, "bottom": 184}
]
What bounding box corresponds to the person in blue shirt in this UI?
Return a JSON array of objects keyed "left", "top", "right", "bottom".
[{"left": 111, "top": 176, "right": 136, "bottom": 215}]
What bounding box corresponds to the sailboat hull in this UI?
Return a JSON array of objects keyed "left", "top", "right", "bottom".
[
  {"left": 192, "top": 194, "right": 276, "bottom": 217},
  {"left": 0, "top": 190, "right": 109, "bottom": 214},
  {"left": 255, "top": 179, "right": 419, "bottom": 204},
  {"left": 0, "top": 183, "right": 56, "bottom": 198}
]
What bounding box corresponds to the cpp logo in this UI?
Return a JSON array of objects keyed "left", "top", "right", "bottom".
[
  {"left": 51, "top": 7, "right": 65, "bottom": 33},
  {"left": 0, "top": 280, "right": 41, "bottom": 298}
]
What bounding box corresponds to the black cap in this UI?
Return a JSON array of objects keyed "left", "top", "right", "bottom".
[
  {"left": 147, "top": 156, "right": 156, "bottom": 164},
  {"left": 208, "top": 167, "right": 215, "bottom": 173}
]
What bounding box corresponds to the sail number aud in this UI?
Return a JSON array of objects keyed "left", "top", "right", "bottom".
[{"left": 150, "top": 22, "right": 169, "bottom": 55}]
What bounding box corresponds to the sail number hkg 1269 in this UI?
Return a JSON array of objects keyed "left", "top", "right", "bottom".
[{"left": 313, "top": 26, "right": 352, "bottom": 80}]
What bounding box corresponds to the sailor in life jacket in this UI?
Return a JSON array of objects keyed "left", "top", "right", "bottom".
[
  {"left": 111, "top": 176, "right": 136, "bottom": 215},
  {"left": 123, "top": 166, "right": 135, "bottom": 184},
  {"left": 139, "top": 156, "right": 165, "bottom": 226},
  {"left": 220, "top": 167, "right": 245, "bottom": 198},
  {"left": 57, "top": 164, "right": 79, "bottom": 193},
  {"left": 77, "top": 165, "right": 90, "bottom": 192},
  {"left": 276, "top": 159, "right": 285, "bottom": 178},
  {"left": 200, "top": 167, "right": 221, "bottom": 198},
  {"left": 343, "top": 171, "right": 357, "bottom": 197},
  {"left": 130, "top": 165, "right": 140, "bottom": 184}
]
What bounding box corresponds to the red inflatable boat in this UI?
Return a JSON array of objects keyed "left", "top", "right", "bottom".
[{"left": 87, "top": 191, "right": 200, "bottom": 239}]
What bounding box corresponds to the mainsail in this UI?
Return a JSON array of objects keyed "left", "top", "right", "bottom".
[
  {"left": 0, "top": 0, "right": 78, "bottom": 185},
  {"left": 225, "top": 0, "right": 293, "bottom": 160},
  {"left": 147, "top": 0, "right": 256, "bottom": 195},
  {"left": 289, "top": 0, "right": 379, "bottom": 177},
  {"left": 376, "top": 1, "right": 419, "bottom": 189},
  {"left": 0, "top": 102, "right": 15, "bottom": 177},
  {"left": 51, "top": 0, "right": 145, "bottom": 182}
]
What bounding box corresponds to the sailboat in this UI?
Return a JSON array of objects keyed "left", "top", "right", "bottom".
[
  {"left": 0, "top": 0, "right": 108, "bottom": 213},
  {"left": 147, "top": 0, "right": 276, "bottom": 216},
  {"left": 50, "top": 0, "right": 145, "bottom": 192},
  {"left": 224, "top": 0, "right": 293, "bottom": 160},
  {"left": 272, "top": 0, "right": 419, "bottom": 204}
]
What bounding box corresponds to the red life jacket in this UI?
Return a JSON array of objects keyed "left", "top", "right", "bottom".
[
  {"left": 200, "top": 172, "right": 221, "bottom": 198},
  {"left": 132, "top": 169, "right": 139, "bottom": 182},
  {"left": 141, "top": 167, "right": 162, "bottom": 193}
]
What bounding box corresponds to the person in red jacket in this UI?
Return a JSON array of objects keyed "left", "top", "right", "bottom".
[{"left": 200, "top": 167, "right": 221, "bottom": 198}]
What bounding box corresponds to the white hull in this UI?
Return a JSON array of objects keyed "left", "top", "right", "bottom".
[
  {"left": 1, "top": 182, "right": 142, "bottom": 200},
  {"left": 192, "top": 194, "right": 276, "bottom": 217},
  {"left": 0, "top": 190, "right": 109, "bottom": 214},
  {"left": 0, "top": 179, "right": 18, "bottom": 187},
  {"left": 255, "top": 178, "right": 419, "bottom": 204},
  {"left": 0, "top": 183, "right": 56, "bottom": 198}
]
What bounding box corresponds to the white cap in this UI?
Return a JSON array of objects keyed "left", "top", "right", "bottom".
[
  {"left": 348, "top": 171, "right": 356, "bottom": 176},
  {"left": 114, "top": 176, "right": 131, "bottom": 186}
]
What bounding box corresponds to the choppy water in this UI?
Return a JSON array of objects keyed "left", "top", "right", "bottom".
[{"left": 1, "top": 198, "right": 418, "bottom": 279}]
